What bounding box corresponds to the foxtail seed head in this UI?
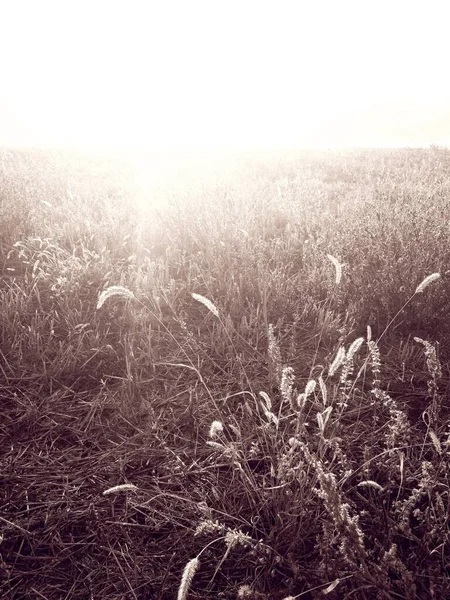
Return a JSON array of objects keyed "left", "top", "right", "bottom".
[
  {"left": 415, "top": 273, "right": 440, "bottom": 294},
  {"left": 97, "top": 286, "right": 135, "bottom": 309},
  {"left": 192, "top": 293, "right": 219, "bottom": 317}
]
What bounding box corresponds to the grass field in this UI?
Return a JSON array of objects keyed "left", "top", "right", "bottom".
[{"left": 1, "top": 146, "right": 449, "bottom": 599}]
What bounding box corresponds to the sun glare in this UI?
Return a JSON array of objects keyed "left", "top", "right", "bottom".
[{"left": 1, "top": 1, "right": 449, "bottom": 153}]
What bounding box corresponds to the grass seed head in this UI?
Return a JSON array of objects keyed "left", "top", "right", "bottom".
[
  {"left": 259, "top": 391, "right": 272, "bottom": 411},
  {"left": 96, "top": 285, "right": 135, "bottom": 309},
  {"left": 281, "top": 366, "right": 295, "bottom": 408},
  {"left": 237, "top": 585, "right": 254, "bottom": 598},
  {"left": 357, "top": 480, "right": 384, "bottom": 492},
  {"left": 304, "top": 379, "right": 316, "bottom": 398},
  {"left": 209, "top": 420, "right": 224, "bottom": 438},
  {"left": 268, "top": 323, "right": 283, "bottom": 385},
  {"left": 428, "top": 430, "right": 442, "bottom": 454},
  {"left": 414, "top": 272, "right": 440, "bottom": 294},
  {"left": 224, "top": 529, "right": 254, "bottom": 550},
  {"left": 191, "top": 293, "right": 219, "bottom": 317},
  {"left": 329, "top": 346, "right": 345, "bottom": 377},
  {"left": 102, "top": 483, "right": 138, "bottom": 496},
  {"left": 318, "top": 375, "right": 328, "bottom": 406},
  {"left": 327, "top": 254, "right": 343, "bottom": 285},
  {"left": 177, "top": 557, "right": 200, "bottom": 600},
  {"left": 414, "top": 337, "right": 442, "bottom": 380},
  {"left": 346, "top": 337, "right": 364, "bottom": 361}
]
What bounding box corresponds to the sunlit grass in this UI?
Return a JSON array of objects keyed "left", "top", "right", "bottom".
[{"left": 1, "top": 145, "right": 449, "bottom": 599}]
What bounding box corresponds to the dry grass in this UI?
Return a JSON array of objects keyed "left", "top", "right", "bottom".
[{"left": 1, "top": 146, "right": 449, "bottom": 599}]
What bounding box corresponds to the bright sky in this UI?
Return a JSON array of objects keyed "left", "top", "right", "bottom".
[{"left": 1, "top": 0, "right": 449, "bottom": 152}]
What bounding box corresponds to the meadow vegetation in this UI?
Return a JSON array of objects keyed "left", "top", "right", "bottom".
[{"left": 1, "top": 146, "right": 449, "bottom": 599}]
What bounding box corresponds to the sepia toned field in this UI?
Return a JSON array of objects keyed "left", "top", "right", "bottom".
[{"left": 1, "top": 146, "right": 449, "bottom": 599}]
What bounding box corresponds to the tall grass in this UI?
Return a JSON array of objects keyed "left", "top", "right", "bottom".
[{"left": 1, "top": 146, "right": 449, "bottom": 599}]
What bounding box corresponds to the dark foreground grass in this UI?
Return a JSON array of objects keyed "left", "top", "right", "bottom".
[{"left": 0, "top": 146, "right": 449, "bottom": 599}]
